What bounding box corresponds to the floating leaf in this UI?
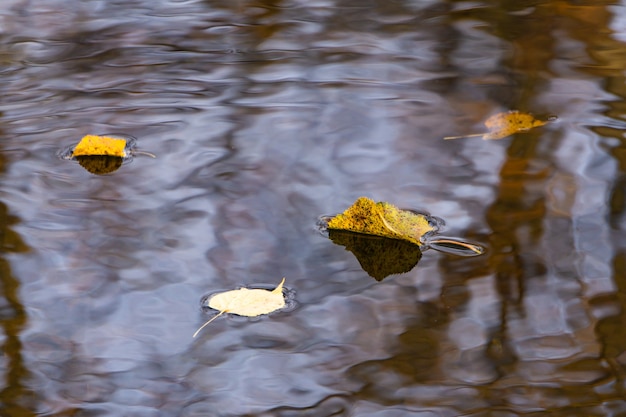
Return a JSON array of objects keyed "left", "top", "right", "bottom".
[
  {"left": 208, "top": 278, "right": 285, "bottom": 316},
  {"left": 193, "top": 278, "right": 286, "bottom": 338},
  {"left": 322, "top": 197, "right": 485, "bottom": 264},
  {"left": 482, "top": 111, "right": 550, "bottom": 140},
  {"left": 59, "top": 134, "right": 155, "bottom": 175},
  {"left": 326, "top": 197, "right": 437, "bottom": 246},
  {"left": 72, "top": 134, "right": 128, "bottom": 157},
  {"left": 444, "top": 111, "right": 555, "bottom": 140}
]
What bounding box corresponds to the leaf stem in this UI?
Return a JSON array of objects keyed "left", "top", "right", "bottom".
[
  {"left": 193, "top": 310, "right": 226, "bottom": 338},
  {"left": 428, "top": 238, "right": 484, "bottom": 254},
  {"left": 443, "top": 133, "right": 485, "bottom": 140},
  {"left": 133, "top": 150, "right": 157, "bottom": 158}
]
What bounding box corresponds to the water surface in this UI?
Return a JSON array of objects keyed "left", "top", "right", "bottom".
[{"left": 1, "top": 0, "right": 625, "bottom": 416}]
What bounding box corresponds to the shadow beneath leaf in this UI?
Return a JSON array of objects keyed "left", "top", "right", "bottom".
[
  {"left": 75, "top": 155, "right": 124, "bottom": 175},
  {"left": 328, "top": 229, "right": 422, "bottom": 281}
]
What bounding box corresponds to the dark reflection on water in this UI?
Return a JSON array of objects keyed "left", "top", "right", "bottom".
[
  {"left": 1, "top": 0, "right": 626, "bottom": 416},
  {"left": 327, "top": 229, "right": 424, "bottom": 280}
]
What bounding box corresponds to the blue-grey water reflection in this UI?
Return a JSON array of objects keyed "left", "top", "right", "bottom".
[{"left": 1, "top": 1, "right": 625, "bottom": 416}]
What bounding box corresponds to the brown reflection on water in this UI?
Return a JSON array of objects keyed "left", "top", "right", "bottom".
[
  {"left": 0, "top": 143, "right": 35, "bottom": 412},
  {"left": 482, "top": 0, "right": 559, "bottom": 387},
  {"left": 337, "top": 2, "right": 626, "bottom": 415},
  {"left": 572, "top": 0, "right": 626, "bottom": 405},
  {"left": 559, "top": 1, "right": 626, "bottom": 408},
  {"left": 447, "top": 1, "right": 626, "bottom": 414}
]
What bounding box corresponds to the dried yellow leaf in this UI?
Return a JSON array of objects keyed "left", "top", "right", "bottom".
[
  {"left": 327, "top": 197, "right": 436, "bottom": 246},
  {"left": 72, "top": 135, "right": 128, "bottom": 157},
  {"left": 193, "top": 278, "right": 286, "bottom": 338},
  {"left": 209, "top": 278, "right": 285, "bottom": 316},
  {"left": 444, "top": 111, "right": 554, "bottom": 140},
  {"left": 482, "top": 111, "right": 548, "bottom": 140}
]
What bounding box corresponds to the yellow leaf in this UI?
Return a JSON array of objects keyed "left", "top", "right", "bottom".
[
  {"left": 71, "top": 135, "right": 128, "bottom": 157},
  {"left": 444, "top": 111, "right": 554, "bottom": 140},
  {"left": 208, "top": 278, "right": 285, "bottom": 316},
  {"left": 193, "top": 278, "right": 286, "bottom": 338},
  {"left": 327, "top": 197, "right": 436, "bottom": 246},
  {"left": 482, "top": 111, "right": 548, "bottom": 140}
]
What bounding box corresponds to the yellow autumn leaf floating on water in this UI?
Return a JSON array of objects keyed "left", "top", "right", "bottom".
[
  {"left": 325, "top": 197, "right": 484, "bottom": 256},
  {"left": 327, "top": 197, "right": 435, "bottom": 247},
  {"left": 193, "top": 278, "right": 286, "bottom": 338},
  {"left": 60, "top": 134, "right": 155, "bottom": 175},
  {"left": 72, "top": 134, "right": 129, "bottom": 157},
  {"left": 444, "top": 111, "right": 556, "bottom": 140}
]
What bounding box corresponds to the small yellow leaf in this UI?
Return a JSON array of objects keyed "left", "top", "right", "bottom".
[
  {"left": 72, "top": 135, "right": 128, "bottom": 157},
  {"left": 482, "top": 111, "right": 548, "bottom": 140},
  {"left": 193, "top": 278, "right": 286, "bottom": 337},
  {"left": 327, "top": 197, "right": 436, "bottom": 246},
  {"left": 444, "top": 111, "right": 554, "bottom": 140}
]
